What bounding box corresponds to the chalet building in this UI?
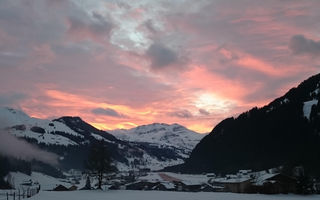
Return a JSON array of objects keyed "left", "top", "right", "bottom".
[
  {"left": 152, "top": 183, "right": 168, "bottom": 191},
  {"left": 68, "top": 185, "right": 78, "bottom": 191},
  {"left": 252, "top": 173, "right": 297, "bottom": 194},
  {"left": 201, "top": 184, "right": 224, "bottom": 192},
  {"left": 223, "top": 179, "right": 252, "bottom": 193},
  {"left": 151, "top": 182, "right": 175, "bottom": 191},
  {"left": 125, "top": 181, "right": 158, "bottom": 190},
  {"left": 53, "top": 185, "right": 69, "bottom": 191},
  {"left": 210, "top": 177, "right": 252, "bottom": 193}
]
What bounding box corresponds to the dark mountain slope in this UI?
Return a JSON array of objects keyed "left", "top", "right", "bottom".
[{"left": 174, "top": 73, "right": 320, "bottom": 175}]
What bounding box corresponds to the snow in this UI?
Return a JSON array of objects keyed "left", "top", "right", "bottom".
[
  {"left": 110, "top": 123, "right": 205, "bottom": 152},
  {"left": 138, "top": 172, "right": 209, "bottom": 185},
  {"left": 164, "top": 172, "right": 208, "bottom": 185},
  {"left": 279, "top": 98, "right": 290, "bottom": 105},
  {"left": 303, "top": 100, "right": 318, "bottom": 119},
  {"left": 90, "top": 133, "right": 114, "bottom": 144},
  {"left": 6, "top": 172, "right": 71, "bottom": 191},
  {"left": 0, "top": 107, "right": 81, "bottom": 146},
  {"left": 213, "top": 177, "right": 251, "bottom": 183},
  {"left": 28, "top": 190, "right": 320, "bottom": 200},
  {"left": 0, "top": 108, "right": 202, "bottom": 171},
  {"left": 311, "top": 87, "right": 320, "bottom": 96},
  {"left": 10, "top": 129, "right": 78, "bottom": 146},
  {"left": 139, "top": 173, "right": 162, "bottom": 182},
  {"left": 254, "top": 173, "right": 278, "bottom": 186},
  {"left": 159, "top": 182, "right": 175, "bottom": 189}
]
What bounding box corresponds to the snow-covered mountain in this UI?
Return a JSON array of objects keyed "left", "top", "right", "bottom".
[
  {"left": 0, "top": 107, "right": 201, "bottom": 172},
  {"left": 110, "top": 123, "right": 205, "bottom": 154},
  {"left": 0, "top": 107, "right": 82, "bottom": 146}
]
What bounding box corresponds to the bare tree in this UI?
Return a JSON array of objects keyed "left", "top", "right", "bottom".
[{"left": 85, "top": 141, "right": 113, "bottom": 189}]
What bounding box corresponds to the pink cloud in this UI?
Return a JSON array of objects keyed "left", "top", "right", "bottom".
[{"left": 1, "top": 0, "right": 320, "bottom": 133}]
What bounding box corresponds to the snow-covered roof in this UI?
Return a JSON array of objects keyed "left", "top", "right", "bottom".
[
  {"left": 159, "top": 181, "right": 175, "bottom": 189},
  {"left": 253, "top": 173, "right": 279, "bottom": 186},
  {"left": 213, "top": 177, "right": 251, "bottom": 183}
]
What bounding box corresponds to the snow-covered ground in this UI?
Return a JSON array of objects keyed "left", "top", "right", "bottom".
[
  {"left": 28, "top": 190, "right": 320, "bottom": 200},
  {"left": 6, "top": 172, "right": 72, "bottom": 191}
]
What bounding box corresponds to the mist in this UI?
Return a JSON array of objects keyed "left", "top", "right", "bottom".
[{"left": 0, "top": 121, "right": 58, "bottom": 166}]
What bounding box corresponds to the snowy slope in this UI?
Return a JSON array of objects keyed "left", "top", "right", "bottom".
[
  {"left": 0, "top": 108, "right": 198, "bottom": 171},
  {"left": 6, "top": 172, "right": 71, "bottom": 191},
  {"left": 109, "top": 123, "right": 205, "bottom": 153},
  {"left": 0, "top": 107, "right": 80, "bottom": 146}
]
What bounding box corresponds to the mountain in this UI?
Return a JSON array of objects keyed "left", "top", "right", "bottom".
[
  {"left": 110, "top": 123, "right": 205, "bottom": 158},
  {"left": 170, "top": 73, "right": 320, "bottom": 176},
  {"left": 0, "top": 108, "right": 198, "bottom": 173}
]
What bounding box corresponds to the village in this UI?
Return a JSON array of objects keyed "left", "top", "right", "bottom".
[{"left": 47, "top": 168, "right": 320, "bottom": 195}]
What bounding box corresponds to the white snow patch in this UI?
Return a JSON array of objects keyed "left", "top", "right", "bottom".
[
  {"left": 90, "top": 133, "right": 105, "bottom": 141},
  {"left": 303, "top": 100, "right": 318, "bottom": 119}
]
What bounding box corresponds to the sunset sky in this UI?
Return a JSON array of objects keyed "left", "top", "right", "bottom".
[{"left": 0, "top": 0, "right": 320, "bottom": 133}]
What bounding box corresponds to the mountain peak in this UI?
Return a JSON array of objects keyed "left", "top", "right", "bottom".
[
  {"left": 110, "top": 123, "right": 205, "bottom": 152},
  {"left": 55, "top": 116, "right": 83, "bottom": 123}
]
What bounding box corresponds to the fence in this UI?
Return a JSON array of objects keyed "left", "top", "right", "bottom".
[{"left": 0, "top": 188, "right": 39, "bottom": 200}]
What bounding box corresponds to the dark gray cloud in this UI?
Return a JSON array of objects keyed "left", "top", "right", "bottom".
[
  {"left": 146, "top": 43, "right": 178, "bottom": 69},
  {"left": 289, "top": 35, "right": 320, "bottom": 56},
  {"left": 0, "top": 121, "right": 58, "bottom": 165},
  {"left": 92, "top": 107, "right": 126, "bottom": 118},
  {"left": 169, "top": 109, "right": 193, "bottom": 118},
  {"left": 67, "top": 12, "right": 113, "bottom": 40},
  {"left": 199, "top": 109, "right": 210, "bottom": 116}
]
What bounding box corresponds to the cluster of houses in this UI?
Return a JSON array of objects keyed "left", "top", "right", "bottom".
[
  {"left": 50, "top": 169, "right": 320, "bottom": 194},
  {"left": 107, "top": 169, "right": 320, "bottom": 194},
  {"left": 208, "top": 170, "right": 298, "bottom": 194}
]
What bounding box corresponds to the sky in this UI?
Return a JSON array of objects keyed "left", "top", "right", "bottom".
[{"left": 0, "top": 0, "right": 319, "bottom": 133}]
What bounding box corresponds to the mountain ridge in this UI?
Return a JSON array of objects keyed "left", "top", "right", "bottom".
[
  {"left": 168, "top": 73, "right": 320, "bottom": 176},
  {"left": 109, "top": 122, "right": 205, "bottom": 155},
  {"left": 0, "top": 108, "right": 199, "bottom": 172}
]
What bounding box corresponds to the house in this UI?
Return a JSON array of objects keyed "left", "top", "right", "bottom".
[
  {"left": 252, "top": 173, "right": 297, "bottom": 194},
  {"left": 150, "top": 182, "right": 173, "bottom": 191},
  {"left": 211, "top": 177, "right": 252, "bottom": 193},
  {"left": 152, "top": 182, "right": 175, "bottom": 191},
  {"left": 68, "top": 185, "right": 78, "bottom": 191},
  {"left": 206, "top": 173, "right": 216, "bottom": 178},
  {"left": 202, "top": 183, "right": 224, "bottom": 192},
  {"left": 53, "top": 185, "right": 69, "bottom": 191},
  {"left": 179, "top": 181, "right": 206, "bottom": 192},
  {"left": 125, "top": 181, "right": 158, "bottom": 190},
  {"left": 172, "top": 181, "right": 186, "bottom": 191}
]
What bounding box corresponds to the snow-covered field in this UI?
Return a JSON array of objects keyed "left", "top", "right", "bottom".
[{"left": 29, "top": 190, "right": 320, "bottom": 200}]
